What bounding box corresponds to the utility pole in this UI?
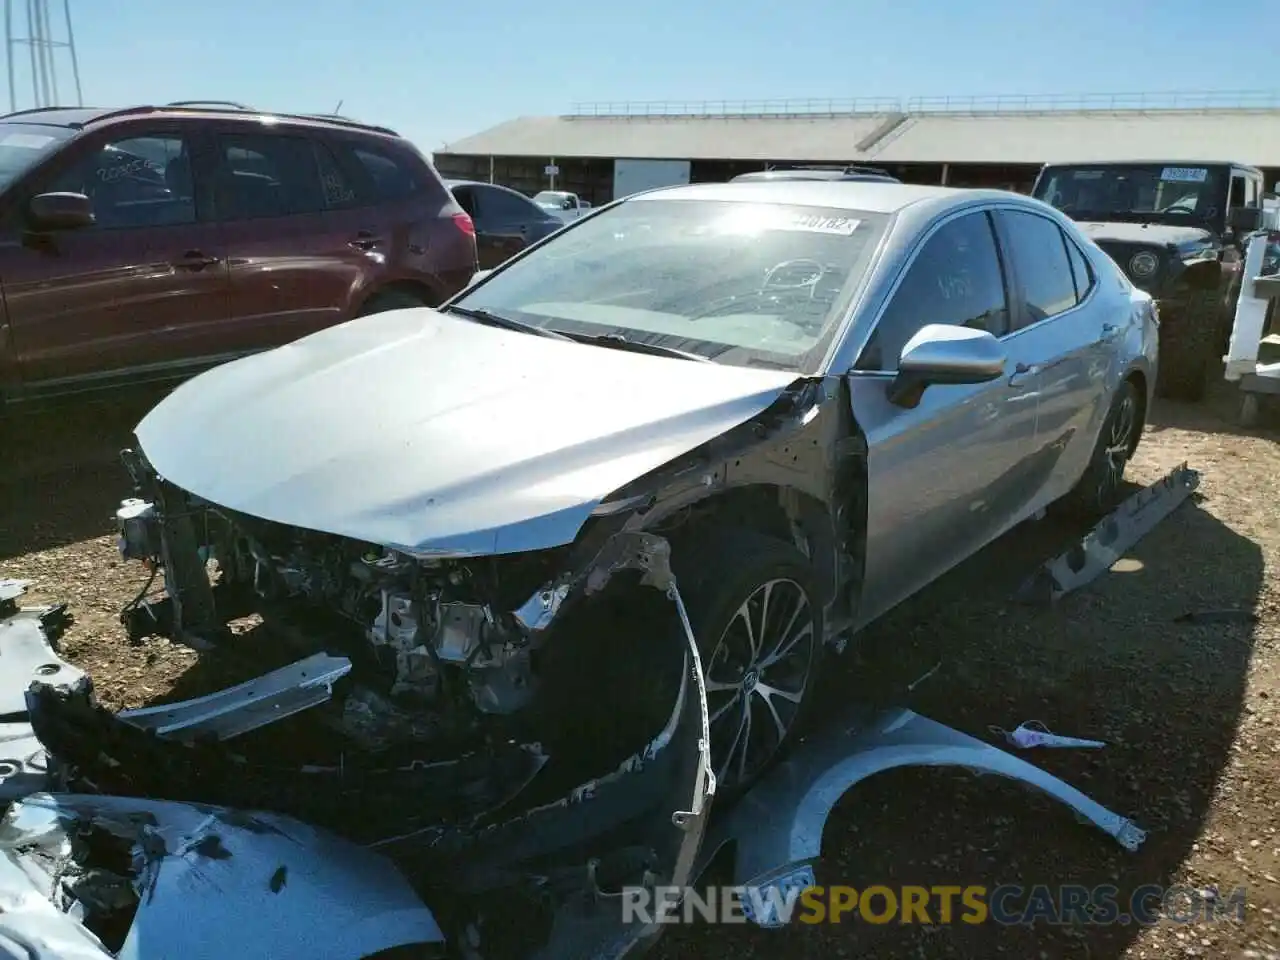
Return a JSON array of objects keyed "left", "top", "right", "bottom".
[{"left": 5, "top": 0, "right": 82, "bottom": 112}]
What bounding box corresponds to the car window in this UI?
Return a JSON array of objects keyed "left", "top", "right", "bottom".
[
  {"left": 451, "top": 185, "right": 477, "bottom": 218},
  {"left": 0, "top": 121, "right": 75, "bottom": 191},
  {"left": 453, "top": 197, "right": 890, "bottom": 371},
  {"left": 215, "top": 133, "right": 324, "bottom": 220},
  {"left": 313, "top": 141, "right": 358, "bottom": 209},
  {"left": 856, "top": 211, "right": 1008, "bottom": 371},
  {"left": 349, "top": 144, "right": 422, "bottom": 203},
  {"left": 47, "top": 133, "right": 194, "bottom": 230},
  {"left": 1064, "top": 234, "right": 1095, "bottom": 302},
  {"left": 997, "top": 209, "right": 1079, "bottom": 328},
  {"left": 475, "top": 185, "right": 538, "bottom": 223}
]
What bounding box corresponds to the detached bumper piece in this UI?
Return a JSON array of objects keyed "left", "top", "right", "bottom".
[
  {"left": 1014, "top": 463, "right": 1201, "bottom": 604},
  {"left": 2, "top": 580, "right": 716, "bottom": 960}
]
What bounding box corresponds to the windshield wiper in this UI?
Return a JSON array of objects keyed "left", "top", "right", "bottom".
[
  {"left": 564, "top": 331, "right": 711, "bottom": 362},
  {"left": 442, "top": 305, "right": 575, "bottom": 342}
]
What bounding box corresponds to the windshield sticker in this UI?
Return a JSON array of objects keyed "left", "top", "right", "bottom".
[
  {"left": 0, "top": 132, "right": 55, "bottom": 149},
  {"left": 1161, "top": 167, "right": 1209, "bottom": 183},
  {"left": 778, "top": 214, "right": 861, "bottom": 236}
]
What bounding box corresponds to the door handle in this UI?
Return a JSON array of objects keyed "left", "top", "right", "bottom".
[
  {"left": 1008, "top": 362, "right": 1041, "bottom": 388},
  {"left": 349, "top": 231, "right": 380, "bottom": 250},
  {"left": 174, "top": 250, "right": 219, "bottom": 270}
]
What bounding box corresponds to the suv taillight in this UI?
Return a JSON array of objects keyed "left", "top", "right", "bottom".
[{"left": 452, "top": 212, "right": 475, "bottom": 236}]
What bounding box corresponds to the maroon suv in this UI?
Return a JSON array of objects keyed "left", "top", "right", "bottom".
[{"left": 0, "top": 102, "right": 477, "bottom": 405}]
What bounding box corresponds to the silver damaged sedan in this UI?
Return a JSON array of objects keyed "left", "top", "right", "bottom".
[{"left": 32, "top": 179, "right": 1157, "bottom": 957}]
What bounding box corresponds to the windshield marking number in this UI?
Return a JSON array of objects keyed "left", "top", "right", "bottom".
[
  {"left": 1160, "top": 167, "right": 1208, "bottom": 183},
  {"left": 779, "top": 215, "right": 861, "bottom": 236}
]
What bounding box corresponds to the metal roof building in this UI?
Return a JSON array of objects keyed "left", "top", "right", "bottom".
[{"left": 433, "top": 91, "right": 1280, "bottom": 204}]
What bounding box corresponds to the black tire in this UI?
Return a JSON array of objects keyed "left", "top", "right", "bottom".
[
  {"left": 357, "top": 288, "right": 430, "bottom": 317},
  {"left": 1059, "top": 378, "right": 1142, "bottom": 519},
  {"left": 1155, "top": 286, "right": 1219, "bottom": 402},
  {"left": 675, "top": 530, "right": 824, "bottom": 799}
]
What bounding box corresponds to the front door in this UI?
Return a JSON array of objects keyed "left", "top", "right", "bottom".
[
  {"left": 0, "top": 127, "right": 231, "bottom": 390},
  {"left": 847, "top": 209, "right": 1042, "bottom": 628}
]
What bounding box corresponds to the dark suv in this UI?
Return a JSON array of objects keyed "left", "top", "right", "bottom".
[
  {"left": 0, "top": 102, "right": 477, "bottom": 406},
  {"left": 1032, "top": 160, "right": 1265, "bottom": 400}
]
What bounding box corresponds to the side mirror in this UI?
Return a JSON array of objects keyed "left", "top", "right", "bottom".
[
  {"left": 886, "top": 324, "right": 1007, "bottom": 408},
  {"left": 27, "top": 191, "right": 95, "bottom": 231},
  {"left": 1229, "top": 206, "right": 1262, "bottom": 232}
]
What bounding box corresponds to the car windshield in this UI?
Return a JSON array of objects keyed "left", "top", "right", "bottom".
[
  {"left": 1033, "top": 164, "right": 1228, "bottom": 224},
  {"left": 534, "top": 191, "right": 571, "bottom": 209},
  {"left": 451, "top": 197, "right": 889, "bottom": 371},
  {"left": 0, "top": 122, "right": 74, "bottom": 190}
]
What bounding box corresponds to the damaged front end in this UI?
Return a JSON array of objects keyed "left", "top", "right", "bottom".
[{"left": 2, "top": 553, "right": 715, "bottom": 958}]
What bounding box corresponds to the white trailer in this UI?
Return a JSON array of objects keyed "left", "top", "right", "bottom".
[{"left": 1224, "top": 209, "right": 1280, "bottom": 425}]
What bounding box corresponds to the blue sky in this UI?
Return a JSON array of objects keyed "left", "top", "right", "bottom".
[{"left": 18, "top": 0, "right": 1245, "bottom": 152}]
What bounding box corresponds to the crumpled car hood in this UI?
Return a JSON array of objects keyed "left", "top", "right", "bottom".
[
  {"left": 136, "top": 307, "right": 799, "bottom": 557},
  {"left": 1078, "top": 220, "right": 1216, "bottom": 249}
]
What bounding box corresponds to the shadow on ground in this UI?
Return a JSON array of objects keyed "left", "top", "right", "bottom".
[
  {"left": 653, "top": 485, "right": 1263, "bottom": 957},
  {"left": 0, "top": 386, "right": 171, "bottom": 559}
]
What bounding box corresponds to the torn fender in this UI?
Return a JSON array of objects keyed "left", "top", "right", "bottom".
[
  {"left": 0, "top": 794, "right": 446, "bottom": 960},
  {"left": 705, "top": 707, "right": 1146, "bottom": 927}
]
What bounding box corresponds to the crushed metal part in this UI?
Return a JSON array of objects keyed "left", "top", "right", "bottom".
[
  {"left": 115, "top": 653, "right": 352, "bottom": 742},
  {"left": 0, "top": 793, "right": 446, "bottom": 960},
  {"left": 0, "top": 721, "right": 50, "bottom": 802},
  {"left": 703, "top": 707, "right": 1146, "bottom": 929},
  {"left": 0, "top": 605, "right": 85, "bottom": 716},
  {"left": 1014, "top": 462, "right": 1201, "bottom": 604}
]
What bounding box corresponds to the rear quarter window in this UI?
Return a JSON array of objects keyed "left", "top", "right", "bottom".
[{"left": 338, "top": 139, "right": 432, "bottom": 206}]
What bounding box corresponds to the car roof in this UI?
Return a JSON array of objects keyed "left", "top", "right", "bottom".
[
  {"left": 0, "top": 104, "right": 400, "bottom": 138},
  {"left": 731, "top": 170, "right": 899, "bottom": 183},
  {"left": 627, "top": 179, "right": 1003, "bottom": 215},
  {"left": 1041, "top": 159, "right": 1260, "bottom": 171}
]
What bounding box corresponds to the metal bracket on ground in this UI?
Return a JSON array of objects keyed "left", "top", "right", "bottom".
[{"left": 1013, "top": 462, "right": 1200, "bottom": 605}]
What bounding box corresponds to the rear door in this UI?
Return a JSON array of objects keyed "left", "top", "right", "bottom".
[
  {"left": 468, "top": 184, "right": 554, "bottom": 268},
  {"left": 992, "top": 207, "right": 1110, "bottom": 504},
  {"left": 210, "top": 127, "right": 381, "bottom": 352},
  {"left": 0, "top": 125, "right": 231, "bottom": 388},
  {"left": 848, "top": 208, "right": 1044, "bottom": 628}
]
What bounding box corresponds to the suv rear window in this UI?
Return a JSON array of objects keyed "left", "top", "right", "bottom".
[{"left": 347, "top": 143, "right": 423, "bottom": 203}]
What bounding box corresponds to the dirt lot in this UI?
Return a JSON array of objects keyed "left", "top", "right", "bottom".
[{"left": 2, "top": 382, "right": 1279, "bottom": 960}]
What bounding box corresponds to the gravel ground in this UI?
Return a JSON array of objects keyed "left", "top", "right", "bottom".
[{"left": 2, "top": 381, "right": 1278, "bottom": 960}]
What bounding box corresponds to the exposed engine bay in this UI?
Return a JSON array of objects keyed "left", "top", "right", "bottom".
[{"left": 115, "top": 483, "right": 682, "bottom": 769}]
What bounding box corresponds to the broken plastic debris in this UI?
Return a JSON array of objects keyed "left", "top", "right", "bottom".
[{"left": 991, "top": 720, "right": 1106, "bottom": 750}]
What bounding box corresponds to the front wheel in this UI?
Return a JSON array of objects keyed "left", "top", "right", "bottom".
[
  {"left": 1155, "top": 286, "right": 1219, "bottom": 402},
  {"left": 678, "top": 531, "right": 823, "bottom": 799}
]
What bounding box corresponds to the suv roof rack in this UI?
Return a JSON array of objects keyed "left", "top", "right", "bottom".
[
  {"left": 78, "top": 103, "right": 401, "bottom": 138},
  {"left": 166, "top": 99, "right": 254, "bottom": 110}
]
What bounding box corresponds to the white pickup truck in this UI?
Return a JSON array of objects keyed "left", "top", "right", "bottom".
[{"left": 533, "top": 190, "right": 592, "bottom": 223}]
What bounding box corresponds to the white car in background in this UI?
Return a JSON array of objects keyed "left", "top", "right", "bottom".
[{"left": 534, "top": 189, "right": 592, "bottom": 222}]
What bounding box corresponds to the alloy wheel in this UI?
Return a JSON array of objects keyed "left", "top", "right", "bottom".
[
  {"left": 703, "top": 577, "right": 817, "bottom": 792},
  {"left": 1098, "top": 390, "right": 1138, "bottom": 506}
]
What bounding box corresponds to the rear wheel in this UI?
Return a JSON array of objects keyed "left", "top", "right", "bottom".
[
  {"left": 1155, "top": 286, "right": 1220, "bottom": 402},
  {"left": 677, "top": 531, "right": 823, "bottom": 799},
  {"left": 357, "top": 288, "right": 431, "bottom": 317},
  {"left": 1059, "top": 378, "right": 1142, "bottom": 518}
]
